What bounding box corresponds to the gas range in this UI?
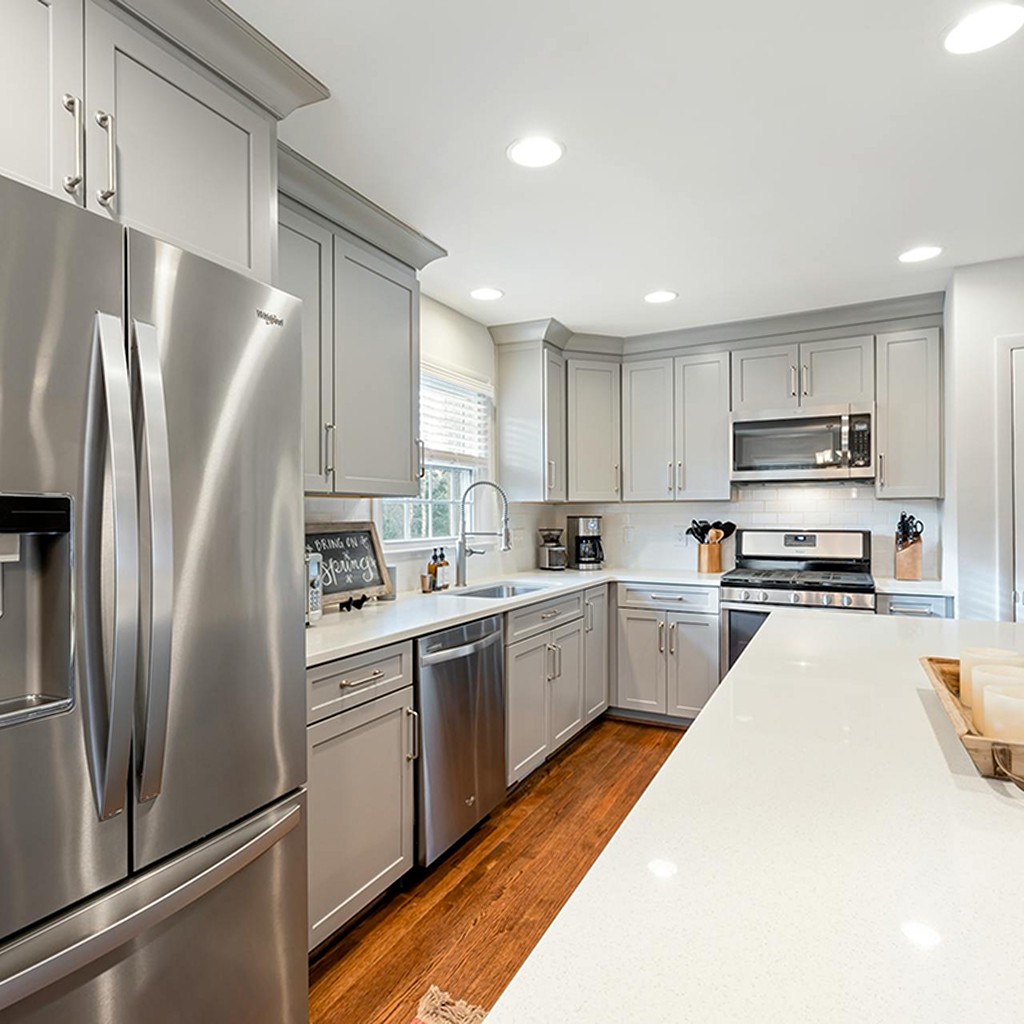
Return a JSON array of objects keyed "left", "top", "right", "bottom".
[{"left": 720, "top": 529, "right": 876, "bottom": 611}]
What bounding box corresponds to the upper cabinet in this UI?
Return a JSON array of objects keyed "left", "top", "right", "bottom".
[
  {"left": 85, "top": 2, "right": 274, "bottom": 279},
  {"left": 277, "top": 150, "right": 446, "bottom": 498},
  {"left": 875, "top": 328, "right": 942, "bottom": 499},
  {"left": 0, "top": 0, "right": 83, "bottom": 205},
  {"left": 497, "top": 343, "right": 567, "bottom": 502},
  {"left": 622, "top": 353, "right": 730, "bottom": 502},
  {"left": 567, "top": 359, "right": 621, "bottom": 501},
  {"left": 731, "top": 336, "right": 874, "bottom": 414},
  {"left": 0, "top": 0, "right": 328, "bottom": 279}
]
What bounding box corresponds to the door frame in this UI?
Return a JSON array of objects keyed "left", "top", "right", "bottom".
[{"left": 995, "top": 335, "right": 1024, "bottom": 621}]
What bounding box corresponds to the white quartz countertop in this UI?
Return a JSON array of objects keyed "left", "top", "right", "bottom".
[
  {"left": 305, "top": 568, "right": 723, "bottom": 666},
  {"left": 484, "top": 611, "right": 1024, "bottom": 1023}
]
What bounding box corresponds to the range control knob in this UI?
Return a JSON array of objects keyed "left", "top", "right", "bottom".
[
  {"left": 740, "top": 590, "right": 751, "bottom": 601},
  {"left": 757, "top": 591, "right": 769, "bottom": 603},
  {"left": 820, "top": 593, "right": 832, "bottom": 606},
  {"left": 790, "top": 593, "right": 801, "bottom": 605},
  {"left": 841, "top": 594, "right": 854, "bottom": 608}
]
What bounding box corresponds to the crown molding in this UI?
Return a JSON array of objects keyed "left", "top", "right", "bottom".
[
  {"left": 489, "top": 318, "right": 573, "bottom": 348},
  {"left": 110, "top": 0, "right": 330, "bottom": 119},
  {"left": 278, "top": 145, "right": 447, "bottom": 271}
]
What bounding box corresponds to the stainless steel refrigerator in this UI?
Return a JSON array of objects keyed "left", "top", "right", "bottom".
[{"left": 0, "top": 174, "right": 307, "bottom": 1021}]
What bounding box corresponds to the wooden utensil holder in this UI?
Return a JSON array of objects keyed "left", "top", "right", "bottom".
[
  {"left": 895, "top": 539, "right": 922, "bottom": 580},
  {"left": 921, "top": 657, "right": 1024, "bottom": 791},
  {"left": 697, "top": 543, "right": 722, "bottom": 574}
]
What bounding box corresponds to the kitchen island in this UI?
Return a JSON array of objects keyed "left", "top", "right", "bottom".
[{"left": 484, "top": 610, "right": 1024, "bottom": 1023}]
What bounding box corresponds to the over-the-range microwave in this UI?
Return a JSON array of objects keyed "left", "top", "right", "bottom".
[{"left": 730, "top": 405, "right": 874, "bottom": 483}]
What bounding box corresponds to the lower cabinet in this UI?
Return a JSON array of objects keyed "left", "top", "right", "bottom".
[
  {"left": 306, "top": 685, "right": 416, "bottom": 951},
  {"left": 616, "top": 585, "right": 720, "bottom": 719},
  {"left": 583, "top": 585, "right": 610, "bottom": 723},
  {"left": 876, "top": 593, "right": 954, "bottom": 619},
  {"left": 506, "top": 616, "right": 585, "bottom": 786}
]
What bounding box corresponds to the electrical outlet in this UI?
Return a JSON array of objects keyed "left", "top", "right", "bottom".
[
  {"left": 623, "top": 526, "right": 635, "bottom": 546},
  {"left": 675, "top": 524, "right": 688, "bottom": 545}
]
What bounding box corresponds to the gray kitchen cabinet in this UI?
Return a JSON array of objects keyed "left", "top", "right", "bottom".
[
  {"left": 497, "top": 342, "right": 567, "bottom": 501},
  {"left": 622, "top": 354, "right": 730, "bottom": 502},
  {"left": 567, "top": 359, "right": 621, "bottom": 501},
  {"left": 616, "top": 607, "right": 667, "bottom": 713},
  {"left": 674, "top": 351, "right": 731, "bottom": 500},
  {"left": 732, "top": 337, "right": 875, "bottom": 414},
  {"left": 583, "top": 585, "right": 609, "bottom": 723},
  {"left": 667, "top": 612, "right": 720, "bottom": 717},
  {"left": 506, "top": 631, "right": 551, "bottom": 786},
  {"left": 333, "top": 234, "right": 421, "bottom": 496},
  {"left": 307, "top": 685, "right": 415, "bottom": 951},
  {"left": 548, "top": 618, "right": 585, "bottom": 749},
  {"left": 84, "top": 1, "right": 275, "bottom": 280},
  {"left": 622, "top": 358, "right": 674, "bottom": 501},
  {"left": 731, "top": 343, "right": 800, "bottom": 414},
  {"left": 278, "top": 203, "right": 334, "bottom": 492},
  {"left": 875, "top": 328, "right": 942, "bottom": 499},
  {"left": 0, "top": 0, "right": 84, "bottom": 205},
  {"left": 798, "top": 336, "right": 874, "bottom": 408}
]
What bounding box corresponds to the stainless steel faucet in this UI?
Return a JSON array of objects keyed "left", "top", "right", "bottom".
[{"left": 456, "top": 480, "right": 512, "bottom": 587}]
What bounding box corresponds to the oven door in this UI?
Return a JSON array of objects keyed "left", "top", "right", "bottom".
[{"left": 720, "top": 604, "right": 771, "bottom": 677}]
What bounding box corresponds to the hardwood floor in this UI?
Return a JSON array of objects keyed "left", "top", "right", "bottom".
[{"left": 308, "top": 718, "right": 682, "bottom": 1024}]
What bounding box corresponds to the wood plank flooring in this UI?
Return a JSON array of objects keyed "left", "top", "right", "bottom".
[{"left": 309, "top": 717, "right": 683, "bottom": 1024}]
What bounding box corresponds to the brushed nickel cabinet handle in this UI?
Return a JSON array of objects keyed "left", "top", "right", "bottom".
[
  {"left": 789, "top": 365, "right": 798, "bottom": 397},
  {"left": 417, "top": 439, "right": 426, "bottom": 479},
  {"left": 62, "top": 94, "right": 83, "bottom": 194},
  {"left": 540, "top": 609, "right": 561, "bottom": 620},
  {"left": 801, "top": 365, "right": 810, "bottom": 396},
  {"left": 658, "top": 620, "right": 665, "bottom": 654},
  {"left": 339, "top": 668, "right": 384, "bottom": 689},
  {"left": 95, "top": 110, "right": 117, "bottom": 206},
  {"left": 668, "top": 461, "right": 674, "bottom": 494},
  {"left": 324, "top": 423, "right": 336, "bottom": 475},
  {"left": 406, "top": 707, "right": 420, "bottom": 761},
  {"left": 669, "top": 622, "right": 676, "bottom": 656},
  {"left": 879, "top": 452, "right": 885, "bottom": 487}
]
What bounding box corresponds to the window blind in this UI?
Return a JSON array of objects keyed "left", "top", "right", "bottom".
[{"left": 420, "top": 371, "right": 491, "bottom": 468}]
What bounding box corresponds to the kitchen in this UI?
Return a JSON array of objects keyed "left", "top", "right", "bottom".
[{"left": 1, "top": 1, "right": 1024, "bottom": 1023}]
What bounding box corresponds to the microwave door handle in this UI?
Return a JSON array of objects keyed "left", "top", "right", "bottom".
[
  {"left": 82, "top": 313, "right": 139, "bottom": 821},
  {"left": 841, "top": 414, "right": 851, "bottom": 467},
  {"left": 132, "top": 320, "right": 174, "bottom": 803}
]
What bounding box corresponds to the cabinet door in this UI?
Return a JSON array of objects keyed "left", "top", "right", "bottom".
[
  {"left": 543, "top": 348, "right": 567, "bottom": 501},
  {"left": 333, "top": 234, "right": 420, "bottom": 496},
  {"left": 731, "top": 343, "right": 800, "bottom": 414},
  {"left": 306, "top": 687, "right": 415, "bottom": 950},
  {"left": 583, "top": 585, "right": 609, "bottom": 723},
  {"left": 667, "top": 613, "right": 720, "bottom": 719},
  {"left": 0, "top": 0, "right": 83, "bottom": 204},
  {"left": 674, "top": 352, "right": 731, "bottom": 500},
  {"left": 278, "top": 204, "right": 334, "bottom": 493},
  {"left": 799, "top": 335, "right": 874, "bottom": 408},
  {"left": 506, "top": 633, "right": 551, "bottom": 785},
  {"left": 876, "top": 328, "right": 941, "bottom": 499},
  {"left": 622, "top": 359, "right": 674, "bottom": 501},
  {"left": 567, "top": 359, "right": 621, "bottom": 501},
  {"left": 84, "top": 1, "right": 274, "bottom": 279},
  {"left": 615, "top": 608, "right": 667, "bottom": 713},
  {"left": 549, "top": 619, "right": 584, "bottom": 750}
]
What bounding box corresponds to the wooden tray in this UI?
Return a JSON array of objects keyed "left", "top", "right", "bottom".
[{"left": 921, "top": 657, "right": 1024, "bottom": 788}]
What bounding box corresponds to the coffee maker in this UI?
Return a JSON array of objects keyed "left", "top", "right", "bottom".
[
  {"left": 536, "top": 528, "right": 568, "bottom": 571},
  {"left": 566, "top": 515, "right": 604, "bottom": 570}
]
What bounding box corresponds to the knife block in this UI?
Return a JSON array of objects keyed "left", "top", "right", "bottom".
[{"left": 895, "top": 539, "right": 922, "bottom": 581}]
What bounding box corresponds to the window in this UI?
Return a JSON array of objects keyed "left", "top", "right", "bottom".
[{"left": 381, "top": 367, "right": 493, "bottom": 545}]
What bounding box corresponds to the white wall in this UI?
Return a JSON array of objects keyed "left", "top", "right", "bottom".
[
  {"left": 945, "top": 256, "right": 1024, "bottom": 621},
  {"left": 420, "top": 295, "right": 495, "bottom": 380},
  {"left": 561, "top": 485, "right": 942, "bottom": 578}
]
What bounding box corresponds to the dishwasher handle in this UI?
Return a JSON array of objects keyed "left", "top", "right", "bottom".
[{"left": 419, "top": 630, "right": 503, "bottom": 667}]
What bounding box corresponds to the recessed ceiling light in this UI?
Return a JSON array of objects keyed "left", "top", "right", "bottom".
[
  {"left": 644, "top": 290, "right": 678, "bottom": 304},
  {"left": 901, "top": 921, "right": 942, "bottom": 948},
  {"left": 506, "top": 137, "right": 564, "bottom": 168},
  {"left": 944, "top": 3, "right": 1024, "bottom": 53},
  {"left": 470, "top": 287, "right": 504, "bottom": 301},
  {"left": 898, "top": 246, "right": 943, "bottom": 264}
]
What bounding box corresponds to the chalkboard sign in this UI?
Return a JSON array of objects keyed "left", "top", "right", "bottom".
[{"left": 305, "top": 522, "right": 393, "bottom": 608}]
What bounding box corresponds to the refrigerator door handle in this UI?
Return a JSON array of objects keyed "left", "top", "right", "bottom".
[
  {"left": 0, "top": 800, "right": 302, "bottom": 1013},
  {"left": 132, "top": 320, "right": 174, "bottom": 803},
  {"left": 81, "top": 313, "right": 139, "bottom": 821}
]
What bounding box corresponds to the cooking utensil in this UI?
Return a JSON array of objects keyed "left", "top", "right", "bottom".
[{"left": 707, "top": 528, "right": 724, "bottom": 544}]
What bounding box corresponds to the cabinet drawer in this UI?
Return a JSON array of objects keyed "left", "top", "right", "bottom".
[
  {"left": 506, "top": 592, "right": 584, "bottom": 644},
  {"left": 877, "top": 594, "right": 953, "bottom": 619},
  {"left": 617, "top": 583, "right": 719, "bottom": 614},
  {"left": 306, "top": 641, "right": 414, "bottom": 724}
]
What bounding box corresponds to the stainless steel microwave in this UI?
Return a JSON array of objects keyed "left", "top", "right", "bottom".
[{"left": 730, "top": 405, "right": 874, "bottom": 483}]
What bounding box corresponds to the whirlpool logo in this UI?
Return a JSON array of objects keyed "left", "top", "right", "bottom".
[{"left": 256, "top": 309, "right": 285, "bottom": 327}]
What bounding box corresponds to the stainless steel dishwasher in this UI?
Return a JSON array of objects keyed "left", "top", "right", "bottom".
[{"left": 416, "top": 615, "right": 505, "bottom": 866}]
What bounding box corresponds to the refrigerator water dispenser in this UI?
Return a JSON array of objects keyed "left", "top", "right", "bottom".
[{"left": 0, "top": 494, "right": 72, "bottom": 725}]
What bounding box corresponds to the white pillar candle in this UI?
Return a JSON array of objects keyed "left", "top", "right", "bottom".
[
  {"left": 976, "top": 684, "right": 1024, "bottom": 743},
  {"left": 971, "top": 665, "right": 1024, "bottom": 734},
  {"left": 959, "top": 647, "right": 1024, "bottom": 707}
]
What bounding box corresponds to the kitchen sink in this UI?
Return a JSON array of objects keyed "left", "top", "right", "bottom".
[{"left": 442, "top": 582, "right": 546, "bottom": 599}]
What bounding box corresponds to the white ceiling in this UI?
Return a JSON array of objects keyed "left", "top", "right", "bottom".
[{"left": 232, "top": 0, "right": 1024, "bottom": 337}]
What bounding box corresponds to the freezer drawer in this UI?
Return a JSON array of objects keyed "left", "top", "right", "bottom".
[{"left": 0, "top": 793, "right": 307, "bottom": 1024}]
